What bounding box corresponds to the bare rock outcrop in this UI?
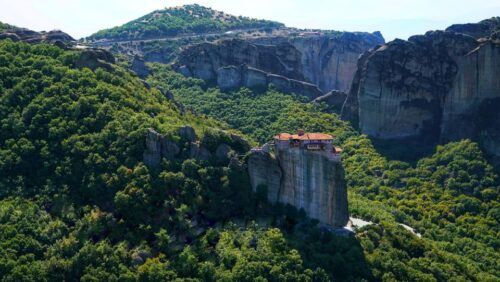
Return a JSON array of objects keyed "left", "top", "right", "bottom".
[
  {"left": 313, "top": 90, "right": 348, "bottom": 113},
  {"left": 143, "top": 129, "right": 181, "bottom": 167},
  {"left": 441, "top": 41, "right": 500, "bottom": 146},
  {"left": 0, "top": 28, "right": 75, "bottom": 45},
  {"left": 343, "top": 31, "right": 477, "bottom": 140},
  {"left": 249, "top": 31, "right": 385, "bottom": 93},
  {"left": 174, "top": 32, "right": 383, "bottom": 96},
  {"left": 74, "top": 49, "right": 115, "bottom": 71},
  {"left": 341, "top": 21, "right": 500, "bottom": 158},
  {"left": 215, "top": 64, "right": 323, "bottom": 99},
  {"left": 446, "top": 17, "right": 500, "bottom": 39},
  {"left": 144, "top": 127, "right": 250, "bottom": 168},
  {"left": 247, "top": 145, "right": 348, "bottom": 227},
  {"left": 131, "top": 55, "right": 150, "bottom": 78},
  {"left": 174, "top": 39, "right": 306, "bottom": 82}
]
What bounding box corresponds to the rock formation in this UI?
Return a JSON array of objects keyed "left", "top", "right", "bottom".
[
  {"left": 441, "top": 40, "right": 500, "bottom": 151},
  {"left": 143, "top": 127, "right": 250, "bottom": 168},
  {"left": 249, "top": 32, "right": 385, "bottom": 93},
  {"left": 313, "top": 90, "right": 348, "bottom": 113},
  {"left": 131, "top": 55, "right": 150, "bottom": 78},
  {"left": 74, "top": 48, "right": 116, "bottom": 71},
  {"left": 446, "top": 17, "right": 500, "bottom": 39},
  {"left": 342, "top": 20, "right": 500, "bottom": 159},
  {"left": 0, "top": 25, "right": 119, "bottom": 73},
  {"left": 173, "top": 32, "right": 384, "bottom": 97},
  {"left": 247, "top": 137, "right": 348, "bottom": 227},
  {"left": 0, "top": 28, "right": 75, "bottom": 46}
]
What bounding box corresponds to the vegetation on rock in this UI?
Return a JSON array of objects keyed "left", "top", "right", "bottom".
[
  {"left": 0, "top": 21, "right": 13, "bottom": 32},
  {"left": 88, "top": 4, "right": 283, "bottom": 41}
]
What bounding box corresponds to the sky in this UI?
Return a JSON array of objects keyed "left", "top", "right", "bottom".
[{"left": 0, "top": 0, "right": 498, "bottom": 41}]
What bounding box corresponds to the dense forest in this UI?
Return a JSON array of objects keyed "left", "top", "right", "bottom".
[
  {"left": 0, "top": 28, "right": 498, "bottom": 281},
  {"left": 88, "top": 4, "right": 283, "bottom": 41},
  {"left": 148, "top": 65, "right": 500, "bottom": 281},
  {"left": 0, "top": 39, "right": 365, "bottom": 281}
]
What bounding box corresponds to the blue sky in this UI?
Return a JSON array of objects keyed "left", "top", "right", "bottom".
[{"left": 0, "top": 0, "right": 498, "bottom": 41}]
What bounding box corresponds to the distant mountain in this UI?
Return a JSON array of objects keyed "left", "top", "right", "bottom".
[{"left": 88, "top": 4, "right": 284, "bottom": 41}]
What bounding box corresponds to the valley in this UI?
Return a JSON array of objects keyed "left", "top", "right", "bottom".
[{"left": 0, "top": 4, "right": 498, "bottom": 281}]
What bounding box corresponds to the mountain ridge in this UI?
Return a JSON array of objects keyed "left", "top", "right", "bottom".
[{"left": 87, "top": 4, "right": 284, "bottom": 41}]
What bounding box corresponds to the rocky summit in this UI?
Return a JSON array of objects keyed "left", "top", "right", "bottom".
[
  {"left": 446, "top": 17, "right": 500, "bottom": 39},
  {"left": 342, "top": 21, "right": 500, "bottom": 159}
]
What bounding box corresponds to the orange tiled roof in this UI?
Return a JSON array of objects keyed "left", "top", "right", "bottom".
[{"left": 274, "top": 132, "right": 334, "bottom": 141}]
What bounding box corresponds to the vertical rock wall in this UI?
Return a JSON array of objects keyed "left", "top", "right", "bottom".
[
  {"left": 251, "top": 32, "right": 385, "bottom": 93},
  {"left": 440, "top": 41, "right": 500, "bottom": 157},
  {"left": 247, "top": 147, "right": 349, "bottom": 227},
  {"left": 341, "top": 28, "right": 500, "bottom": 158},
  {"left": 174, "top": 32, "right": 384, "bottom": 95}
]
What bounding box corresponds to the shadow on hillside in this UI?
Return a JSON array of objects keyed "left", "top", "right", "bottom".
[
  {"left": 370, "top": 137, "right": 437, "bottom": 163},
  {"left": 283, "top": 222, "right": 373, "bottom": 281}
]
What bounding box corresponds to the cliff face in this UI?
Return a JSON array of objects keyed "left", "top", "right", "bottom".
[
  {"left": 441, "top": 41, "right": 500, "bottom": 145},
  {"left": 174, "top": 32, "right": 384, "bottom": 96},
  {"left": 342, "top": 31, "right": 477, "bottom": 139},
  {"left": 247, "top": 146, "right": 348, "bottom": 227},
  {"left": 0, "top": 27, "right": 74, "bottom": 45},
  {"left": 446, "top": 17, "right": 500, "bottom": 39},
  {"left": 175, "top": 39, "right": 306, "bottom": 83},
  {"left": 250, "top": 32, "right": 385, "bottom": 93},
  {"left": 341, "top": 25, "right": 500, "bottom": 158}
]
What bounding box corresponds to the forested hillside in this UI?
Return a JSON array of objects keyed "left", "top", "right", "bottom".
[
  {"left": 0, "top": 22, "right": 498, "bottom": 280},
  {"left": 88, "top": 4, "right": 283, "bottom": 41},
  {"left": 148, "top": 65, "right": 500, "bottom": 281},
  {"left": 0, "top": 39, "right": 338, "bottom": 281}
]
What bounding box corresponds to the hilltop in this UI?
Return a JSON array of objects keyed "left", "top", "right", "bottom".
[{"left": 87, "top": 4, "right": 284, "bottom": 41}]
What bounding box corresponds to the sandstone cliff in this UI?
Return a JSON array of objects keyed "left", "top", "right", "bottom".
[
  {"left": 446, "top": 17, "right": 500, "bottom": 39},
  {"left": 341, "top": 21, "right": 500, "bottom": 158},
  {"left": 249, "top": 32, "right": 384, "bottom": 93},
  {"left": 313, "top": 90, "right": 348, "bottom": 113},
  {"left": 247, "top": 146, "right": 348, "bottom": 227},
  {"left": 173, "top": 32, "right": 384, "bottom": 97}
]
